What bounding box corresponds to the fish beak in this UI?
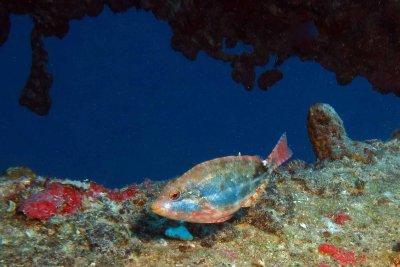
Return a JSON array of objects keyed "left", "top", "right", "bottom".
[{"left": 150, "top": 201, "right": 163, "bottom": 216}]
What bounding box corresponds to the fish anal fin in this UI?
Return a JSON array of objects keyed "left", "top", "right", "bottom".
[
  {"left": 210, "top": 214, "right": 233, "bottom": 223},
  {"left": 242, "top": 184, "right": 266, "bottom": 207}
]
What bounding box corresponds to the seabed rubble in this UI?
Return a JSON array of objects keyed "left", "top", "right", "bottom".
[{"left": 0, "top": 104, "right": 399, "bottom": 266}]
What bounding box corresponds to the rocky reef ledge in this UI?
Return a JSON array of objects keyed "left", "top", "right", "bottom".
[{"left": 1, "top": 103, "right": 400, "bottom": 266}]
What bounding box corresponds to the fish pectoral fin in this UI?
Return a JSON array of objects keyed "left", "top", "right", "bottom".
[{"left": 200, "top": 198, "right": 221, "bottom": 216}]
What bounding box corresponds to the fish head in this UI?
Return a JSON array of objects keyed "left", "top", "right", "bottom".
[{"left": 151, "top": 180, "right": 204, "bottom": 222}]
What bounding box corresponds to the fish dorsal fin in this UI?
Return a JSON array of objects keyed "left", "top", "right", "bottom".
[{"left": 265, "top": 133, "right": 293, "bottom": 169}]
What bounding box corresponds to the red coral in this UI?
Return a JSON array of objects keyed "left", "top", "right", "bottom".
[
  {"left": 112, "top": 185, "right": 139, "bottom": 201},
  {"left": 21, "top": 183, "right": 82, "bottom": 220},
  {"left": 318, "top": 243, "right": 365, "bottom": 265},
  {"left": 326, "top": 210, "right": 352, "bottom": 225},
  {"left": 86, "top": 182, "right": 110, "bottom": 200},
  {"left": 87, "top": 182, "right": 140, "bottom": 202},
  {"left": 21, "top": 198, "right": 58, "bottom": 220},
  {"left": 318, "top": 243, "right": 339, "bottom": 255},
  {"left": 21, "top": 180, "right": 143, "bottom": 220},
  {"left": 332, "top": 249, "right": 364, "bottom": 265},
  {"left": 56, "top": 184, "right": 83, "bottom": 214}
]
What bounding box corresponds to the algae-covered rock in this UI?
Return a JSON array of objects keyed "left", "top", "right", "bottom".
[
  {"left": 0, "top": 103, "right": 399, "bottom": 266},
  {"left": 307, "top": 103, "right": 378, "bottom": 163}
]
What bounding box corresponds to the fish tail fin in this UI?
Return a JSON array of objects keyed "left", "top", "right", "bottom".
[
  {"left": 243, "top": 134, "right": 292, "bottom": 208},
  {"left": 263, "top": 133, "right": 293, "bottom": 169}
]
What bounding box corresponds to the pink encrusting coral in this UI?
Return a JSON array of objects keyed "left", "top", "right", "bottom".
[
  {"left": 86, "top": 182, "right": 141, "bottom": 202},
  {"left": 326, "top": 210, "right": 352, "bottom": 225},
  {"left": 21, "top": 183, "right": 83, "bottom": 220},
  {"left": 21, "top": 181, "right": 143, "bottom": 220},
  {"left": 318, "top": 243, "right": 365, "bottom": 265}
]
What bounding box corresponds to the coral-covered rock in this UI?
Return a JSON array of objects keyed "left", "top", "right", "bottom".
[
  {"left": 20, "top": 181, "right": 144, "bottom": 220},
  {"left": 3, "top": 166, "right": 35, "bottom": 179},
  {"left": 0, "top": 5, "right": 10, "bottom": 47},
  {"left": 21, "top": 183, "right": 83, "bottom": 219},
  {"left": 318, "top": 243, "right": 340, "bottom": 255},
  {"left": 19, "top": 27, "right": 52, "bottom": 116},
  {"left": 1, "top": 130, "right": 400, "bottom": 266},
  {"left": 258, "top": 70, "right": 283, "bottom": 90},
  {"left": 307, "top": 103, "right": 377, "bottom": 163},
  {"left": 391, "top": 129, "right": 400, "bottom": 140},
  {"left": 307, "top": 103, "right": 347, "bottom": 161},
  {"left": 19, "top": 179, "right": 146, "bottom": 220},
  {"left": 318, "top": 243, "right": 365, "bottom": 265},
  {"left": 326, "top": 210, "right": 352, "bottom": 225},
  {"left": 87, "top": 182, "right": 141, "bottom": 202}
]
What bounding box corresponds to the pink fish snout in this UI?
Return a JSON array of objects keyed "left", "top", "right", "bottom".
[{"left": 151, "top": 201, "right": 165, "bottom": 216}]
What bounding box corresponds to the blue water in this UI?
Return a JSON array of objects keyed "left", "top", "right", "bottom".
[{"left": 1, "top": 9, "right": 399, "bottom": 188}]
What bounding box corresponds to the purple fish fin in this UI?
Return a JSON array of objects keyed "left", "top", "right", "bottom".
[{"left": 264, "top": 133, "right": 293, "bottom": 169}]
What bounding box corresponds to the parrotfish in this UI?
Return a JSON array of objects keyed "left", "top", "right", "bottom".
[{"left": 151, "top": 133, "right": 293, "bottom": 223}]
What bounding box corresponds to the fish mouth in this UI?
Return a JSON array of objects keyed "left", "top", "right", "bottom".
[
  {"left": 150, "top": 201, "right": 165, "bottom": 216},
  {"left": 151, "top": 201, "right": 179, "bottom": 220}
]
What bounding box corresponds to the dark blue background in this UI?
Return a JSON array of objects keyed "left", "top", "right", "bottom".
[{"left": 1, "top": 9, "right": 399, "bottom": 188}]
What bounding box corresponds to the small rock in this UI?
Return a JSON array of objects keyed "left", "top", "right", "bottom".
[
  {"left": 165, "top": 225, "right": 193, "bottom": 241},
  {"left": 3, "top": 166, "right": 35, "bottom": 179}
]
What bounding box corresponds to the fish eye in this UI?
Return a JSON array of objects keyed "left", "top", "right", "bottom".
[{"left": 169, "top": 191, "right": 181, "bottom": 201}]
